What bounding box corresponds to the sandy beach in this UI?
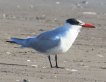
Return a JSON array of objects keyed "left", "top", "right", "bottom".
[{"left": 0, "top": 0, "right": 106, "bottom": 82}]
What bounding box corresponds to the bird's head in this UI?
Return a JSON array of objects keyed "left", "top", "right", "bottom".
[{"left": 66, "top": 18, "right": 95, "bottom": 28}]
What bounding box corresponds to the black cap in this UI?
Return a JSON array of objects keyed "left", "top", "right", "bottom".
[{"left": 66, "top": 18, "right": 80, "bottom": 25}]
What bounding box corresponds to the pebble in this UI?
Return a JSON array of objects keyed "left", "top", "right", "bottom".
[
  {"left": 56, "top": 1, "right": 60, "bottom": 5},
  {"left": 76, "top": 3, "right": 82, "bottom": 8},
  {"left": 54, "top": 75, "right": 57, "bottom": 78},
  {"left": 11, "top": 16, "right": 16, "bottom": 19},
  {"left": 54, "top": 18, "right": 58, "bottom": 22},
  {"left": 39, "top": 29, "right": 45, "bottom": 31},
  {"left": 23, "top": 79, "right": 30, "bottom": 82},
  {"left": 27, "top": 60, "right": 31, "bottom": 62},
  {"left": 31, "top": 65, "right": 38, "bottom": 68},
  {"left": 6, "top": 52, "right": 11, "bottom": 55},
  {"left": 16, "top": 80, "right": 20, "bottom": 82},
  {"left": 42, "top": 66, "right": 46, "bottom": 68},
  {"left": 81, "top": 1, "right": 88, "bottom": 5},
  {"left": 3, "top": 13, "right": 7, "bottom": 18}
]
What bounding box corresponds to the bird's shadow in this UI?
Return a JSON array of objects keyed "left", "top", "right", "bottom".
[{"left": 51, "top": 66, "right": 65, "bottom": 69}]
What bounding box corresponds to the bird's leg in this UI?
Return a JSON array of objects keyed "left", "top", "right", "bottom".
[
  {"left": 48, "top": 55, "right": 53, "bottom": 68},
  {"left": 55, "top": 54, "right": 59, "bottom": 68}
]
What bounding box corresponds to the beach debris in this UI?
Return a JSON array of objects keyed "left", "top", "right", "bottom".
[
  {"left": 63, "top": 61, "right": 67, "bottom": 63},
  {"left": 16, "top": 80, "right": 20, "bottom": 82},
  {"left": 56, "top": 1, "right": 60, "bottom": 5},
  {"left": 2, "top": 14, "right": 17, "bottom": 19},
  {"left": 76, "top": 0, "right": 88, "bottom": 8},
  {"left": 39, "top": 29, "right": 45, "bottom": 31},
  {"left": 6, "top": 52, "right": 11, "bottom": 55},
  {"left": 42, "top": 66, "right": 46, "bottom": 69},
  {"left": 31, "top": 64, "right": 38, "bottom": 68},
  {"left": 81, "top": 1, "right": 88, "bottom": 5},
  {"left": 30, "top": 5, "right": 34, "bottom": 8},
  {"left": 42, "top": 14, "right": 46, "bottom": 18},
  {"left": 27, "top": 60, "right": 31, "bottom": 62},
  {"left": 82, "top": 12, "right": 97, "bottom": 15},
  {"left": 76, "top": 3, "right": 83, "bottom": 8},
  {"left": 16, "top": 5, "right": 21, "bottom": 8},
  {"left": 2, "top": 13, "right": 8, "bottom": 19},
  {"left": 71, "top": 69, "right": 78, "bottom": 72},
  {"left": 79, "top": 62, "right": 85, "bottom": 66},
  {"left": 3, "top": 14, "right": 6, "bottom": 18},
  {"left": 100, "top": 66, "right": 106, "bottom": 69},
  {"left": 65, "top": 68, "right": 78, "bottom": 72},
  {"left": 54, "top": 75, "right": 57, "bottom": 78},
  {"left": 54, "top": 18, "right": 57, "bottom": 21},
  {"left": 23, "top": 79, "right": 30, "bottom": 82},
  {"left": 36, "top": 15, "right": 46, "bottom": 20},
  {"left": 80, "top": 63, "right": 89, "bottom": 68},
  {"left": 97, "top": 54, "right": 104, "bottom": 58},
  {"left": 53, "top": 18, "right": 58, "bottom": 22}
]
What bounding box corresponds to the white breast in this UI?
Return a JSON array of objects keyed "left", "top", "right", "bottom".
[{"left": 59, "top": 29, "right": 79, "bottom": 53}]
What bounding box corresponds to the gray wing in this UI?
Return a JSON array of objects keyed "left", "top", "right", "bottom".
[
  {"left": 27, "top": 30, "right": 61, "bottom": 52},
  {"left": 33, "top": 38, "right": 60, "bottom": 52}
]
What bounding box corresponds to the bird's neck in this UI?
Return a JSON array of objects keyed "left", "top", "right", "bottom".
[
  {"left": 64, "top": 23, "right": 72, "bottom": 28},
  {"left": 59, "top": 23, "right": 82, "bottom": 52},
  {"left": 63, "top": 23, "right": 82, "bottom": 33}
]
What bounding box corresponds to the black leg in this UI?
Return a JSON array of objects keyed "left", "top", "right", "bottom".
[
  {"left": 55, "top": 54, "right": 59, "bottom": 68},
  {"left": 48, "top": 55, "right": 53, "bottom": 68}
]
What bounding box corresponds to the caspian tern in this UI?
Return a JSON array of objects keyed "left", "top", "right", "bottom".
[{"left": 7, "top": 18, "right": 95, "bottom": 68}]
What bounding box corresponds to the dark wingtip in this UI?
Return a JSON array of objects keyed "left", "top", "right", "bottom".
[{"left": 6, "top": 40, "right": 16, "bottom": 43}]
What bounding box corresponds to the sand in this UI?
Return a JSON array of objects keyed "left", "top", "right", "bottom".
[{"left": 0, "top": 0, "right": 106, "bottom": 82}]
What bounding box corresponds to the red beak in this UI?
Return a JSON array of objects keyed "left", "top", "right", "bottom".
[{"left": 82, "top": 23, "right": 95, "bottom": 28}]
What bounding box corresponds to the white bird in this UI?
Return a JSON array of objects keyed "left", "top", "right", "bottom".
[{"left": 7, "top": 18, "right": 95, "bottom": 68}]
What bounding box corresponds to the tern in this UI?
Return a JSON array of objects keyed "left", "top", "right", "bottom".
[{"left": 7, "top": 18, "right": 95, "bottom": 68}]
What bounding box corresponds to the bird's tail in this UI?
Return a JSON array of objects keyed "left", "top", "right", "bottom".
[{"left": 6, "top": 38, "right": 26, "bottom": 47}]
